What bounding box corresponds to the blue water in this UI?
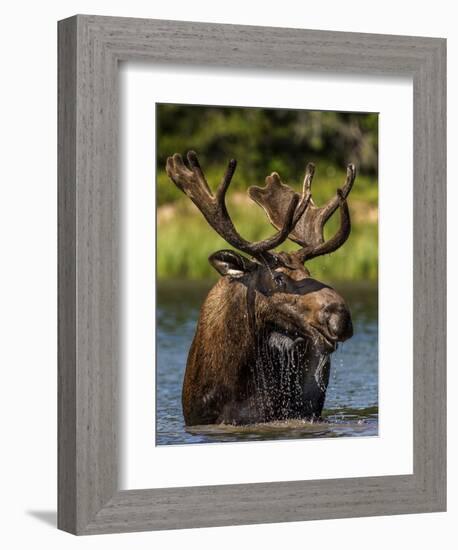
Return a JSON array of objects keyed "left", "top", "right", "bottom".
[{"left": 156, "top": 280, "right": 378, "bottom": 445}]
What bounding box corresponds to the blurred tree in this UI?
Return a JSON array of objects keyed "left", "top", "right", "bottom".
[
  {"left": 156, "top": 103, "right": 378, "bottom": 205},
  {"left": 156, "top": 103, "right": 378, "bottom": 281}
]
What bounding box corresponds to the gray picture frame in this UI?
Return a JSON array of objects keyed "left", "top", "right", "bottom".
[{"left": 58, "top": 14, "right": 446, "bottom": 535}]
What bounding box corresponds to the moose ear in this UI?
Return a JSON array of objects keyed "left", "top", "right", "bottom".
[{"left": 208, "top": 250, "right": 257, "bottom": 278}]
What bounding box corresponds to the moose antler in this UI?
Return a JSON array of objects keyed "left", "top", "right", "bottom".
[
  {"left": 248, "top": 163, "right": 356, "bottom": 262},
  {"left": 166, "top": 151, "right": 310, "bottom": 266}
]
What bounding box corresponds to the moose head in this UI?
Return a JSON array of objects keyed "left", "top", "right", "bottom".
[{"left": 166, "top": 151, "right": 355, "bottom": 426}]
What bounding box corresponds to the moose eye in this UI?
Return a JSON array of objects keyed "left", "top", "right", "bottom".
[{"left": 274, "top": 274, "right": 287, "bottom": 288}]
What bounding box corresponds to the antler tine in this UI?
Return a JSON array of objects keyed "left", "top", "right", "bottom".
[
  {"left": 291, "top": 164, "right": 355, "bottom": 262},
  {"left": 317, "top": 163, "right": 356, "bottom": 225},
  {"left": 186, "top": 151, "right": 213, "bottom": 194},
  {"left": 216, "top": 158, "right": 237, "bottom": 204},
  {"left": 165, "top": 152, "right": 212, "bottom": 206},
  {"left": 293, "top": 162, "right": 315, "bottom": 225},
  {"left": 294, "top": 188, "right": 351, "bottom": 262},
  {"left": 166, "top": 151, "right": 301, "bottom": 265},
  {"left": 303, "top": 162, "right": 315, "bottom": 195}
]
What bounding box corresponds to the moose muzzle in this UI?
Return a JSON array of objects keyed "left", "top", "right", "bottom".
[{"left": 320, "top": 302, "right": 353, "bottom": 342}]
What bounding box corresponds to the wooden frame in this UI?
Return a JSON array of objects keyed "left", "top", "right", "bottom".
[{"left": 58, "top": 14, "right": 446, "bottom": 535}]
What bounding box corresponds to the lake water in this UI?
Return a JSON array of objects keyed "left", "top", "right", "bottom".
[{"left": 156, "top": 280, "right": 378, "bottom": 445}]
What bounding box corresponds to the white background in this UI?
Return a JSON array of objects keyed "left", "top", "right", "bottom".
[
  {"left": 0, "top": 1, "right": 455, "bottom": 549},
  {"left": 122, "top": 66, "right": 413, "bottom": 489}
]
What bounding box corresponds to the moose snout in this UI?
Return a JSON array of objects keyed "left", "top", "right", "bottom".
[{"left": 320, "top": 303, "right": 353, "bottom": 341}]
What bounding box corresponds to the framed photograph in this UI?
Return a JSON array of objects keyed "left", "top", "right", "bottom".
[
  {"left": 155, "top": 103, "right": 379, "bottom": 446},
  {"left": 58, "top": 15, "right": 446, "bottom": 534}
]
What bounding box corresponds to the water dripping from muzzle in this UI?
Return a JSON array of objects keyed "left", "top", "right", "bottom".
[
  {"left": 249, "top": 329, "right": 329, "bottom": 422},
  {"left": 314, "top": 354, "right": 329, "bottom": 392}
]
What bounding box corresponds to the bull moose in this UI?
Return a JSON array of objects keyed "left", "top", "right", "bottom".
[{"left": 166, "top": 151, "right": 355, "bottom": 426}]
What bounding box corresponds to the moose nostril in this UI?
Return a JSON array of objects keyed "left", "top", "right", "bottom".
[{"left": 324, "top": 304, "right": 353, "bottom": 340}]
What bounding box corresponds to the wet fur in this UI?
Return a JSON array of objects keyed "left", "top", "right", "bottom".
[{"left": 182, "top": 277, "right": 332, "bottom": 426}]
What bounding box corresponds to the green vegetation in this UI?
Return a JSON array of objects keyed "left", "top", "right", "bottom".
[{"left": 156, "top": 105, "right": 378, "bottom": 281}]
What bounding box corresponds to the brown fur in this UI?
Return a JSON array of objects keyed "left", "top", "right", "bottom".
[
  {"left": 182, "top": 278, "right": 253, "bottom": 425},
  {"left": 182, "top": 264, "right": 352, "bottom": 426}
]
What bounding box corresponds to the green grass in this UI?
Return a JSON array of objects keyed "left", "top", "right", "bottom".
[
  {"left": 157, "top": 193, "right": 378, "bottom": 281},
  {"left": 157, "top": 164, "right": 378, "bottom": 208}
]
